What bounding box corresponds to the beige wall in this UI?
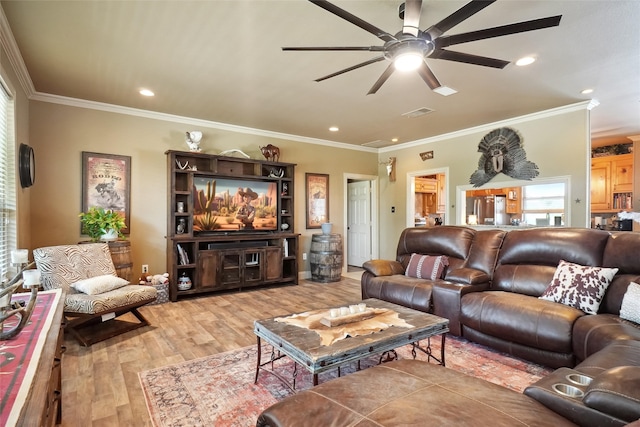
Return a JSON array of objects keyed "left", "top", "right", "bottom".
[
  {"left": 28, "top": 101, "right": 378, "bottom": 276},
  {"left": 1, "top": 46, "right": 31, "bottom": 250},
  {"left": 376, "top": 107, "right": 591, "bottom": 259}
]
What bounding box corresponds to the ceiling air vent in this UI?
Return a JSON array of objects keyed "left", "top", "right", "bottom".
[
  {"left": 402, "top": 107, "right": 434, "bottom": 118},
  {"left": 361, "top": 140, "right": 393, "bottom": 148}
]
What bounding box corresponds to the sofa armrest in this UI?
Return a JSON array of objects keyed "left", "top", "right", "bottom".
[
  {"left": 524, "top": 367, "right": 629, "bottom": 427},
  {"left": 583, "top": 366, "right": 640, "bottom": 423},
  {"left": 362, "top": 259, "right": 405, "bottom": 277},
  {"left": 432, "top": 280, "right": 488, "bottom": 336},
  {"left": 445, "top": 267, "right": 490, "bottom": 285}
]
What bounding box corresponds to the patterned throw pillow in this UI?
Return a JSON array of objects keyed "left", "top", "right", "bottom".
[
  {"left": 405, "top": 254, "right": 449, "bottom": 280},
  {"left": 539, "top": 260, "right": 618, "bottom": 315},
  {"left": 71, "top": 274, "right": 129, "bottom": 295},
  {"left": 620, "top": 282, "right": 640, "bottom": 324}
]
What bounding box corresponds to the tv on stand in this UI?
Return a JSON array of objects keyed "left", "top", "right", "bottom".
[{"left": 192, "top": 176, "right": 278, "bottom": 234}]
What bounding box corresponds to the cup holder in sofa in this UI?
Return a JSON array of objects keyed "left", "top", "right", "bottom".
[
  {"left": 552, "top": 383, "right": 585, "bottom": 399},
  {"left": 565, "top": 373, "right": 592, "bottom": 386}
]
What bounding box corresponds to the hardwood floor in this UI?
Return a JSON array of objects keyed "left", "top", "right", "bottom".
[{"left": 60, "top": 278, "right": 362, "bottom": 426}]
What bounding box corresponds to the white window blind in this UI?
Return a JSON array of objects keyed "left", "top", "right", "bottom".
[{"left": 0, "top": 82, "right": 16, "bottom": 282}]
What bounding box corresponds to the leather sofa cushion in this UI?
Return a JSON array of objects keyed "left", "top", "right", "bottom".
[
  {"left": 257, "top": 360, "right": 577, "bottom": 427},
  {"left": 461, "top": 291, "right": 584, "bottom": 353},
  {"left": 362, "top": 275, "right": 434, "bottom": 312},
  {"left": 493, "top": 228, "right": 610, "bottom": 296}
]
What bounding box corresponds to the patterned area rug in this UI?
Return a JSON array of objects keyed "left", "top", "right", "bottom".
[{"left": 139, "top": 336, "right": 552, "bottom": 427}]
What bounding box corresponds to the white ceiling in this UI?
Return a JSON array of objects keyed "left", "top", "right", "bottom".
[{"left": 1, "top": 0, "right": 638, "bottom": 148}]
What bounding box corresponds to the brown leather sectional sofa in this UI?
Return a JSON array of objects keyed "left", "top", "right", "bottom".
[
  {"left": 362, "top": 226, "right": 640, "bottom": 368},
  {"left": 257, "top": 226, "right": 640, "bottom": 426}
]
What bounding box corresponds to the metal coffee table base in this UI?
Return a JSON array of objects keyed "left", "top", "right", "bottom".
[{"left": 255, "top": 334, "right": 446, "bottom": 391}]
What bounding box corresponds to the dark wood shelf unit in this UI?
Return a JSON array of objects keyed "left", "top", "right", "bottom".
[{"left": 166, "top": 150, "right": 298, "bottom": 301}]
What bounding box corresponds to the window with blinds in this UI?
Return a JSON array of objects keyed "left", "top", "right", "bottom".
[{"left": 0, "top": 82, "right": 16, "bottom": 282}]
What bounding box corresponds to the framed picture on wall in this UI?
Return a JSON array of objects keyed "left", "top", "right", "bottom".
[
  {"left": 82, "top": 151, "right": 131, "bottom": 234},
  {"left": 305, "top": 173, "right": 329, "bottom": 229}
]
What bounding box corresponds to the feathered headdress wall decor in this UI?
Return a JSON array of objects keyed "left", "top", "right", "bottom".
[{"left": 469, "top": 127, "right": 539, "bottom": 187}]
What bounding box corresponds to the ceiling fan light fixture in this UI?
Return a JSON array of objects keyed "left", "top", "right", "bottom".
[{"left": 394, "top": 51, "right": 424, "bottom": 71}]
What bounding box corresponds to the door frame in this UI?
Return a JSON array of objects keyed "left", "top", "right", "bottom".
[
  {"left": 343, "top": 173, "right": 379, "bottom": 270},
  {"left": 406, "top": 167, "right": 450, "bottom": 228}
]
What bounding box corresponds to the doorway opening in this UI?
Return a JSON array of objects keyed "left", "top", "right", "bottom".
[{"left": 407, "top": 168, "right": 449, "bottom": 228}]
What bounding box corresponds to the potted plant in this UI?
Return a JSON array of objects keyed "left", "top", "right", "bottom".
[{"left": 79, "top": 207, "right": 126, "bottom": 242}]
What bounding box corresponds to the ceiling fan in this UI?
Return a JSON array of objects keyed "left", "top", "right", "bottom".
[{"left": 283, "top": 0, "right": 562, "bottom": 95}]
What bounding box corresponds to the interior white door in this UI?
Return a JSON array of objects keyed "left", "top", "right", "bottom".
[{"left": 347, "top": 180, "right": 372, "bottom": 267}]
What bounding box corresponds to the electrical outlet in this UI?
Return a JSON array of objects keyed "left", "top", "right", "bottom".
[
  {"left": 142, "top": 264, "right": 149, "bottom": 274},
  {"left": 302, "top": 253, "right": 307, "bottom": 260}
]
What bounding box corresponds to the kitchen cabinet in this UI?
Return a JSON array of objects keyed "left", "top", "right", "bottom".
[
  {"left": 591, "top": 154, "right": 633, "bottom": 212},
  {"left": 505, "top": 187, "right": 522, "bottom": 215},
  {"left": 415, "top": 177, "right": 437, "bottom": 193},
  {"left": 436, "top": 174, "right": 446, "bottom": 213}
]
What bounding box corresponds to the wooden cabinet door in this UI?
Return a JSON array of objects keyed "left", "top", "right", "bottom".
[
  {"left": 613, "top": 155, "right": 633, "bottom": 193},
  {"left": 591, "top": 159, "right": 611, "bottom": 211},
  {"left": 197, "top": 250, "right": 222, "bottom": 289},
  {"left": 265, "top": 246, "right": 283, "bottom": 281},
  {"left": 505, "top": 187, "right": 521, "bottom": 214},
  {"left": 436, "top": 174, "right": 446, "bottom": 213}
]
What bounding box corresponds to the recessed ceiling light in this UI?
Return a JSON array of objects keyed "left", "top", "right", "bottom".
[
  {"left": 329, "top": 126, "right": 339, "bottom": 132},
  {"left": 139, "top": 89, "right": 155, "bottom": 97},
  {"left": 433, "top": 86, "right": 457, "bottom": 96},
  {"left": 581, "top": 88, "right": 594, "bottom": 95},
  {"left": 391, "top": 138, "right": 398, "bottom": 142},
  {"left": 515, "top": 56, "right": 536, "bottom": 66}
]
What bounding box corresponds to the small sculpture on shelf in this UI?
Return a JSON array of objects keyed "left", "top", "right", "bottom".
[
  {"left": 260, "top": 144, "right": 280, "bottom": 162},
  {"left": 185, "top": 131, "right": 203, "bottom": 152},
  {"left": 177, "top": 218, "right": 186, "bottom": 234}
]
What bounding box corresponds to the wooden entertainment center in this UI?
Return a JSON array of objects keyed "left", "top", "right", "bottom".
[{"left": 165, "top": 150, "right": 299, "bottom": 301}]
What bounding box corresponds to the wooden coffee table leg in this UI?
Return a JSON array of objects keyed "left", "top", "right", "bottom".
[{"left": 313, "top": 373, "right": 318, "bottom": 386}]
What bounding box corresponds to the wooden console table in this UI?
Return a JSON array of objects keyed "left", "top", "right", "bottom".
[{"left": 1, "top": 289, "right": 65, "bottom": 426}]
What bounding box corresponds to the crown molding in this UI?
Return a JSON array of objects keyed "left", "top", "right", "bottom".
[
  {"left": 379, "top": 101, "right": 594, "bottom": 153},
  {"left": 0, "top": 6, "right": 35, "bottom": 98},
  {"left": 30, "top": 91, "right": 378, "bottom": 153}
]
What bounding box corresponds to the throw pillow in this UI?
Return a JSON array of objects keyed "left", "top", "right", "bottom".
[
  {"left": 539, "top": 260, "right": 618, "bottom": 315},
  {"left": 71, "top": 274, "right": 129, "bottom": 295},
  {"left": 620, "top": 282, "right": 640, "bottom": 324},
  {"left": 405, "top": 254, "right": 449, "bottom": 280}
]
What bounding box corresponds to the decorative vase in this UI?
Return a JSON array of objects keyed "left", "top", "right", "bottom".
[
  {"left": 100, "top": 229, "right": 118, "bottom": 241},
  {"left": 321, "top": 222, "right": 332, "bottom": 234}
]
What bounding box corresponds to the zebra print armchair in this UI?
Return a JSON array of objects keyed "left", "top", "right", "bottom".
[{"left": 33, "top": 243, "right": 157, "bottom": 346}]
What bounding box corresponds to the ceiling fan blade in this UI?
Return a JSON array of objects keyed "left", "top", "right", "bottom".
[
  {"left": 437, "top": 16, "right": 562, "bottom": 47},
  {"left": 309, "top": 0, "right": 396, "bottom": 43},
  {"left": 315, "top": 56, "right": 386, "bottom": 82},
  {"left": 431, "top": 49, "right": 509, "bottom": 69},
  {"left": 367, "top": 64, "right": 395, "bottom": 95},
  {"left": 416, "top": 61, "right": 441, "bottom": 90},
  {"left": 425, "top": 0, "right": 495, "bottom": 39},
  {"left": 283, "top": 46, "right": 385, "bottom": 52},
  {"left": 402, "top": 0, "right": 423, "bottom": 37}
]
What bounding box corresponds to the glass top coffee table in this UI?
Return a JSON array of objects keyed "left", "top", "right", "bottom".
[{"left": 253, "top": 298, "right": 449, "bottom": 390}]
